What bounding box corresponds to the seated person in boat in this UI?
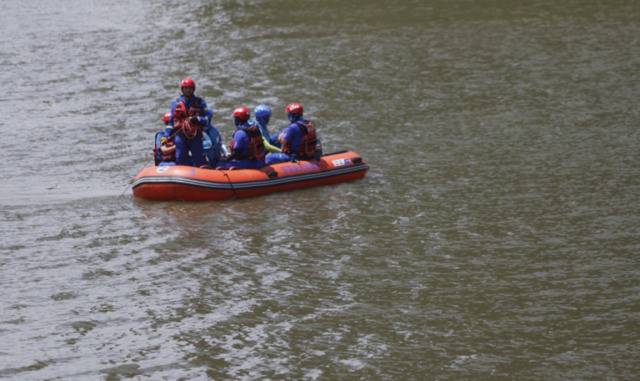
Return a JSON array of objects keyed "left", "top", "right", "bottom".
[
  {"left": 154, "top": 112, "right": 176, "bottom": 165},
  {"left": 265, "top": 102, "right": 321, "bottom": 165},
  {"left": 217, "top": 106, "right": 266, "bottom": 170},
  {"left": 164, "top": 77, "right": 208, "bottom": 167},
  {"left": 252, "top": 104, "right": 281, "bottom": 153},
  {"left": 201, "top": 106, "right": 228, "bottom": 168}
]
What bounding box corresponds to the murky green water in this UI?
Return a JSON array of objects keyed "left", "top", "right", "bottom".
[{"left": 1, "top": 1, "right": 639, "bottom": 379}]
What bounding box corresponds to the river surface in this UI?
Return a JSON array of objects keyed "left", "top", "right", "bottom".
[{"left": 1, "top": 1, "right": 639, "bottom": 380}]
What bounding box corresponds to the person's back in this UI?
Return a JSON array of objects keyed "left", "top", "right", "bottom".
[
  {"left": 266, "top": 102, "right": 320, "bottom": 165},
  {"left": 217, "top": 106, "right": 266, "bottom": 169},
  {"left": 253, "top": 104, "right": 281, "bottom": 153}
]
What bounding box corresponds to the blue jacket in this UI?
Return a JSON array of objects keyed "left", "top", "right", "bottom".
[
  {"left": 252, "top": 117, "right": 275, "bottom": 144},
  {"left": 280, "top": 120, "right": 308, "bottom": 155},
  {"left": 230, "top": 122, "right": 253, "bottom": 158}
]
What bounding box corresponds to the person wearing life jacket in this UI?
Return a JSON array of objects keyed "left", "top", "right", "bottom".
[
  {"left": 217, "top": 106, "right": 266, "bottom": 169},
  {"left": 154, "top": 111, "right": 177, "bottom": 165},
  {"left": 265, "top": 102, "right": 321, "bottom": 165},
  {"left": 164, "top": 77, "right": 209, "bottom": 167},
  {"left": 252, "top": 104, "right": 281, "bottom": 153}
]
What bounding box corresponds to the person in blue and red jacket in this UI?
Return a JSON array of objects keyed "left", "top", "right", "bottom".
[
  {"left": 164, "top": 77, "right": 210, "bottom": 167},
  {"left": 265, "top": 102, "right": 321, "bottom": 165},
  {"left": 154, "top": 112, "right": 176, "bottom": 165},
  {"left": 217, "top": 106, "right": 266, "bottom": 169}
]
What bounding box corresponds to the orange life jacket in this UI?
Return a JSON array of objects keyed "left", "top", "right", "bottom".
[
  {"left": 282, "top": 120, "right": 318, "bottom": 159},
  {"left": 229, "top": 125, "right": 266, "bottom": 161},
  {"left": 173, "top": 101, "right": 202, "bottom": 140}
]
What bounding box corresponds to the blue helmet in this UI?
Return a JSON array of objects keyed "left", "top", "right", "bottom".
[{"left": 254, "top": 104, "right": 272, "bottom": 119}]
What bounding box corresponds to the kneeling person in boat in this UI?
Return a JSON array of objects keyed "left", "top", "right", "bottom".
[
  {"left": 266, "top": 102, "right": 321, "bottom": 165},
  {"left": 217, "top": 106, "right": 266, "bottom": 170}
]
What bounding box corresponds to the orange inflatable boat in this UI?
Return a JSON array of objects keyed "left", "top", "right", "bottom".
[{"left": 132, "top": 150, "right": 368, "bottom": 201}]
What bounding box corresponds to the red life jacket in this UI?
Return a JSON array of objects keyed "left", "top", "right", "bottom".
[
  {"left": 174, "top": 101, "right": 202, "bottom": 139},
  {"left": 229, "top": 125, "right": 266, "bottom": 161},
  {"left": 282, "top": 120, "right": 318, "bottom": 159},
  {"left": 176, "top": 119, "right": 200, "bottom": 139},
  {"left": 160, "top": 141, "right": 176, "bottom": 161}
]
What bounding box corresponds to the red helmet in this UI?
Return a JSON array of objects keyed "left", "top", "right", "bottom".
[
  {"left": 180, "top": 76, "right": 196, "bottom": 89},
  {"left": 162, "top": 112, "right": 171, "bottom": 125},
  {"left": 232, "top": 106, "right": 250, "bottom": 122},
  {"left": 285, "top": 102, "right": 304, "bottom": 116}
]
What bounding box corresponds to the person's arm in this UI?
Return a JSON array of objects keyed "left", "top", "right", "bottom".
[
  {"left": 278, "top": 128, "right": 289, "bottom": 146},
  {"left": 257, "top": 123, "right": 270, "bottom": 140},
  {"left": 263, "top": 137, "right": 281, "bottom": 153},
  {"left": 220, "top": 141, "right": 230, "bottom": 157},
  {"left": 191, "top": 98, "right": 210, "bottom": 126},
  {"left": 205, "top": 106, "right": 214, "bottom": 126},
  {"left": 208, "top": 126, "right": 230, "bottom": 157},
  {"left": 164, "top": 102, "right": 177, "bottom": 137},
  {"left": 227, "top": 130, "right": 244, "bottom": 160},
  {"left": 238, "top": 131, "right": 251, "bottom": 158},
  {"left": 278, "top": 125, "right": 295, "bottom": 148}
]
